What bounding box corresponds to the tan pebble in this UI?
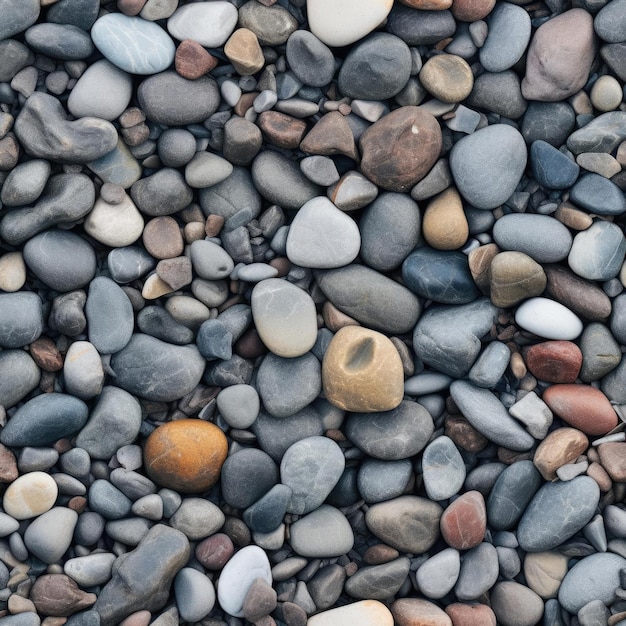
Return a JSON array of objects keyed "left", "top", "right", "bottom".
[
  {"left": 205, "top": 214, "right": 225, "bottom": 237},
  {"left": 419, "top": 54, "right": 474, "bottom": 103},
  {"left": 468, "top": 243, "right": 499, "bottom": 294},
  {"left": 0, "top": 252, "right": 26, "bottom": 292},
  {"left": 184, "top": 221, "right": 206, "bottom": 243},
  {"left": 576, "top": 152, "right": 622, "bottom": 178},
  {"left": 8, "top": 594, "right": 36, "bottom": 614},
  {"left": 2, "top": 471, "right": 58, "bottom": 520},
  {"left": 523, "top": 551, "right": 569, "bottom": 599},
  {"left": 609, "top": 612, "right": 626, "bottom": 626},
  {"left": 144, "top": 419, "right": 228, "bottom": 492},
  {"left": 400, "top": 0, "right": 452, "bottom": 7},
  {"left": 590, "top": 75, "right": 623, "bottom": 112},
  {"left": 322, "top": 326, "right": 404, "bottom": 412},
  {"left": 392, "top": 598, "right": 452, "bottom": 626},
  {"left": 597, "top": 442, "right": 626, "bottom": 482},
  {"left": 119, "top": 611, "right": 152, "bottom": 626},
  {"left": 234, "top": 91, "right": 258, "bottom": 117},
  {"left": 142, "top": 216, "right": 184, "bottom": 259},
  {"left": 322, "top": 301, "right": 360, "bottom": 332},
  {"left": 422, "top": 187, "right": 468, "bottom": 250},
  {"left": 141, "top": 273, "right": 175, "bottom": 300},
  {"left": 307, "top": 600, "right": 394, "bottom": 626},
  {"left": 509, "top": 352, "right": 527, "bottom": 380},
  {"left": 554, "top": 203, "right": 594, "bottom": 230},
  {"left": 84, "top": 195, "right": 144, "bottom": 247},
  {"left": 489, "top": 251, "right": 546, "bottom": 308},
  {"left": 41, "top": 618, "right": 67, "bottom": 626},
  {"left": 569, "top": 90, "right": 594, "bottom": 115},
  {"left": 224, "top": 28, "right": 265, "bottom": 76},
  {"left": 533, "top": 427, "right": 588, "bottom": 481},
  {"left": 587, "top": 461, "right": 612, "bottom": 492}
]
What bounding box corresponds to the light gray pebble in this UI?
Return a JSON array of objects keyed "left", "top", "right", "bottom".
[
  {"left": 422, "top": 435, "right": 466, "bottom": 501},
  {"left": 88, "top": 479, "right": 132, "bottom": 520},
  {"left": 416, "top": 548, "right": 460, "bottom": 599},
  {"left": 0, "top": 349, "right": 40, "bottom": 408},
  {"left": 289, "top": 505, "right": 353, "bottom": 558},
  {"left": 24, "top": 507, "right": 77, "bottom": 564},
  {"left": 131, "top": 494, "right": 164, "bottom": 521},
  {"left": 454, "top": 542, "right": 499, "bottom": 600},
  {"left": 105, "top": 517, "right": 153, "bottom": 546},
  {"left": 344, "top": 557, "right": 410, "bottom": 600},
  {"left": 64, "top": 552, "right": 116, "bottom": 587},
  {"left": 169, "top": 497, "right": 225, "bottom": 540},
  {"left": 357, "top": 458, "right": 412, "bottom": 504},
  {"left": 174, "top": 567, "right": 216, "bottom": 623}
]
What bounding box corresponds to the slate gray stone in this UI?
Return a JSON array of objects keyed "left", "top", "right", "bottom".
[
  {"left": 0, "top": 159, "right": 50, "bottom": 207},
  {"left": 88, "top": 480, "right": 132, "bottom": 520},
  {"left": 531, "top": 140, "right": 580, "bottom": 189},
  {"left": 130, "top": 168, "right": 193, "bottom": 217},
  {"left": 480, "top": 2, "right": 531, "bottom": 72},
  {"left": 23, "top": 229, "right": 96, "bottom": 292},
  {"left": 195, "top": 319, "right": 233, "bottom": 360},
  {"left": 357, "top": 458, "right": 412, "bottom": 504},
  {"left": 594, "top": 0, "right": 626, "bottom": 43},
  {"left": 493, "top": 213, "right": 573, "bottom": 263},
  {"left": 174, "top": 567, "right": 215, "bottom": 623},
  {"left": 110, "top": 334, "right": 206, "bottom": 402},
  {"left": 567, "top": 111, "right": 626, "bottom": 154},
  {"left": 487, "top": 460, "right": 543, "bottom": 530},
  {"left": 14, "top": 92, "right": 117, "bottom": 163},
  {"left": 281, "top": 436, "right": 345, "bottom": 514},
  {"left": 522, "top": 101, "right": 576, "bottom": 147},
  {"left": 46, "top": 0, "right": 99, "bottom": 29},
  {"left": 316, "top": 264, "right": 421, "bottom": 334},
  {"left": 286, "top": 30, "right": 335, "bottom": 88},
  {"left": 198, "top": 167, "right": 262, "bottom": 222},
  {"left": 338, "top": 33, "right": 411, "bottom": 100},
  {"left": 413, "top": 298, "right": 498, "bottom": 378},
  {"left": 91, "top": 13, "right": 175, "bottom": 75},
  {"left": 422, "top": 436, "right": 466, "bottom": 501},
  {"left": 0, "top": 0, "right": 40, "bottom": 41},
  {"left": 0, "top": 393, "right": 88, "bottom": 447},
  {"left": 450, "top": 124, "right": 527, "bottom": 210},
  {"left": 221, "top": 448, "right": 278, "bottom": 510},
  {"left": 169, "top": 498, "right": 224, "bottom": 540},
  {"left": 243, "top": 484, "right": 292, "bottom": 533},
  {"left": 518, "top": 476, "right": 600, "bottom": 552},
  {"left": 23, "top": 507, "right": 77, "bottom": 564},
  {"left": 94, "top": 525, "right": 190, "bottom": 626},
  {"left": 0, "top": 40, "right": 34, "bottom": 83},
  {"left": 601, "top": 42, "right": 626, "bottom": 82},
  {"left": 568, "top": 220, "right": 626, "bottom": 281},
  {"left": 289, "top": 505, "right": 354, "bottom": 558},
  {"left": 0, "top": 350, "right": 40, "bottom": 410},
  {"left": 570, "top": 173, "right": 626, "bottom": 215},
  {"left": 85, "top": 277, "right": 134, "bottom": 354},
  {"left": 581, "top": 322, "right": 622, "bottom": 383},
  {"left": 402, "top": 247, "right": 479, "bottom": 304},
  {"left": 344, "top": 557, "right": 410, "bottom": 600},
  {"left": 48, "top": 291, "right": 87, "bottom": 337},
  {"left": 449, "top": 381, "right": 535, "bottom": 451},
  {"left": 137, "top": 306, "right": 195, "bottom": 346},
  {"left": 24, "top": 23, "right": 93, "bottom": 60},
  {"left": 307, "top": 564, "right": 346, "bottom": 611},
  {"left": 467, "top": 70, "right": 528, "bottom": 119},
  {"left": 454, "top": 542, "right": 499, "bottom": 601},
  {"left": 345, "top": 400, "right": 434, "bottom": 460},
  {"left": 256, "top": 352, "right": 321, "bottom": 418},
  {"left": 468, "top": 341, "right": 510, "bottom": 388},
  {"left": 387, "top": 6, "right": 456, "bottom": 45},
  {"left": 0, "top": 616, "right": 41, "bottom": 626},
  {"left": 611, "top": 293, "right": 626, "bottom": 345},
  {"left": 0, "top": 292, "right": 43, "bottom": 349},
  {"left": 203, "top": 354, "right": 254, "bottom": 387}
]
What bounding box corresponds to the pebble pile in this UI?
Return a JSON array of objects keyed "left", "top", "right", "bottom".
[{"left": 0, "top": 0, "right": 625, "bottom": 624}]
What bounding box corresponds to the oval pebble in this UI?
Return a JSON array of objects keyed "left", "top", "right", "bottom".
[
  {"left": 3, "top": 471, "right": 58, "bottom": 520},
  {"left": 514, "top": 298, "right": 583, "bottom": 340}
]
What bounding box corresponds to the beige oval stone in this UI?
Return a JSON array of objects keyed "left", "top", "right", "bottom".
[
  {"left": 224, "top": 28, "right": 264, "bottom": 76},
  {"left": 590, "top": 75, "right": 623, "bottom": 112},
  {"left": 422, "top": 187, "right": 468, "bottom": 250},
  {"left": 523, "top": 551, "right": 569, "bottom": 599},
  {"left": 0, "top": 252, "right": 26, "bottom": 292},
  {"left": 322, "top": 326, "right": 404, "bottom": 412},
  {"left": 533, "top": 426, "right": 588, "bottom": 481},
  {"left": 489, "top": 251, "right": 547, "bottom": 308},
  {"left": 392, "top": 598, "right": 452, "bottom": 626},
  {"left": 308, "top": 600, "right": 393, "bottom": 626},
  {"left": 419, "top": 54, "right": 474, "bottom": 103},
  {"left": 84, "top": 195, "right": 144, "bottom": 247},
  {"left": 141, "top": 272, "right": 175, "bottom": 300},
  {"left": 3, "top": 471, "right": 58, "bottom": 520}
]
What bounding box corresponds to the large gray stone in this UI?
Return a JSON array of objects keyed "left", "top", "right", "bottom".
[
  {"left": 0, "top": 350, "right": 40, "bottom": 409},
  {"left": 0, "top": 292, "right": 43, "bottom": 349},
  {"left": 0, "top": 0, "right": 40, "bottom": 41}
]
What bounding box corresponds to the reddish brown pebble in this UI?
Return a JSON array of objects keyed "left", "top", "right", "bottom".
[
  {"left": 451, "top": 0, "right": 495, "bottom": 21},
  {"left": 68, "top": 496, "right": 87, "bottom": 513},
  {"left": 258, "top": 111, "right": 308, "bottom": 149},
  {"left": 195, "top": 533, "right": 234, "bottom": 570},
  {"left": 234, "top": 328, "right": 267, "bottom": 360},
  {"left": 542, "top": 384, "right": 618, "bottom": 436},
  {"left": 142, "top": 216, "right": 184, "bottom": 260},
  {"left": 445, "top": 416, "right": 489, "bottom": 453},
  {"left": 31, "top": 574, "right": 96, "bottom": 617},
  {"left": 392, "top": 598, "right": 453, "bottom": 626},
  {"left": 598, "top": 443, "right": 626, "bottom": 482},
  {"left": 445, "top": 603, "right": 497, "bottom": 626},
  {"left": 268, "top": 257, "right": 290, "bottom": 277},
  {"left": 143, "top": 419, "right": 228, "bottom": 492},
  {"left": 175, "top": 40, "right": 218, "bottom": 80},
  {"left": 587, "top": 461, "right": 612, "bottom": 492},
  {"left": 117, "top": 0, "right": 146, "bottom": 15},
  {"left": 156, "top": 256, "right": 193, "bottom": 291},
  {"left": 400, "top": 0, "right": 452, "bottom": 8},
  {"left": 233, "top": 92, "right": 258, "bottom": 117},
  {"left": 533, "top": 427, "right": 589, "bottom": 481},
  {"left": 300, "top": 111, "right": 359, "bottom": 161},
  {"left": 363, "top": 544, "right": 401, "bottom": 565},
  {"left": 524, "top": 341, "right": 582, "bottom": 383},
  {"left": 29, "top": 337, "right": 63, "bottom": 371},
  {"left": 0, "top": 443, "right": 18, "bottom": 482},
  {"left": 205, "top": 214, "right": 225, "bottom": 237},
  {"left": 440, "top": 491, "right": 486, "bottom": 550},
  {"left": 359, "top": 106, "right": 442, "bottom": 193},
  {"left": 119, "top": 610, "right": 152, "bottom": 626},
  {"left": 468, "top": 243, "right": 499, "bottom": 295}
]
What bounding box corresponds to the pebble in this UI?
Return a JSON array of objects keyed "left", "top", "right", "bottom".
[
  {"left": 421, "top": 188, "right": 468, "bottom": 251},
  {"left": 525, "top": 340, "right": 582, "bottom": 383},
  {"left": 420, "top": 54, "right": 473, "bottom": 103},
  {"left": 533, "top": 427, "right": 589, "bottom": 481},
  {"left": 345, "top": 557, "right": 410, "bottom": 600},
  {"left": 490, "top": 581, "right": 544, "bottom": 626},
  {"left": 64, "top": 553, "right": 116, "bottom": 588},
  {"left": 143, "top": 419, "right": 227, "bottom": 493},
  {"left": 91, "top": 13, "right": 175, "bottom": 75},
  {"left": 489, "top": 252, "right": 546, "bottom": 308},
  {"left": 84, "top": 193, "right": 144, "bottom": 248},
  {"left": 594, "top": 0, "right": 626, "bottom": 43},
  {"left": 286, "top": 30, "right": 335, "bottom": 88},
  {"left": 530, "top": 140, "right": 580, "bottom": 190},
  {"left": 357, "top": 458, "right": 412, "bottom": 503},
  {"left": 31, "top": 574, "right": 96, "bottom": 617},
  {"left": 480, "top": 2, "right": 531, "bottom": 72},
  {"left": 440, "top": 491, "right": 486, "bottom": 550},
  {"left": 450, "top": 124, "right": 527, "bottom": 210},
  {"left": 597, "top": 442, "right": 626, "bottom": 481},
  {"left": 63, "top": 340, "right": 104, "bottom": 400},
  {"left": 24, "top": 506, "right": 78, "bottom": 564},
  {"left": 169, "top": 498, "right": 225, "bottom": 540},
  {"left": 2, "top": 471, "right": 58, "bottom": 520},
  {"left": 289, "top": 505, "right": 354, "bottom": 557},
  {"left": 517, "top": 476, "right": 600, "bottom": 552},
  {"left": 454, "top": 542, "right": 499, "bottom": 600},
  {"left": 167, "top": 1, "right": 237, "bottom": 48},
  {"left": 416, "top": 548, "right": 460, "bottom": 599},
  {"left": 590, "top": 75, "right": 624, "bottom": 112},
  {"left": 422, "top": 436, "right": 466, "bottom": 501},
  {"left": 1, "top": 159, "right": 50, "bottom": 207},
  {"left": 322, "top": 326, "right": 404, "bottom": 412},
  {"left": 307, "top": 600, "right": 393, "bottom": 626},
  {"left": 285, "top": 197, "right": 360, "bottom": 269},
  {"left": 238, "top": 1, "right": 298, "bottom": 46},
  {"left": 0, "top": 349, "right": 40, "bottom": 408},
  {"left": 174, "top": 568, "right": 215, "bottom": 623},
  {"left": 515, "top": 297, "right": 583, "bottom": 340},
  {"left": 523, "top": 551, "right": 569, "bottom": 599}
]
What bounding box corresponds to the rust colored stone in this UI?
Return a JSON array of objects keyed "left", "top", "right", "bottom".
[
  {"left": 300, "top": 111, "right": 359, "bottom": 161},
  {"left": 68, "top": 496, "right": 87, "bottom": 513},
  {"left": 195, "top": 532, "right": 234, "bottom": 570},
  {"left": 258, "top": 111, "right": 307, "bottom": 149},
  {"left": 524, "top": 340, "right": 582, "bottom": 383},
  {"left": 359, "top": 106, "right": 442, "bottom": 192},
  {"left": 175, "top": 40, "right": 218, "bottom": 80},
  {"left": 0, "top": 443, "right": 18, "bottom": 482},
  {"left": 392, "top": 598, "right": 453, "bottom": 626},
  {"left": 587, "top": 461, "right": 612, "bottom": 492},
  {"left": 445, "top": 603, "right": 497, "bottom": 626},
  {"left": 363, "top": 544, "right": 401, "bottom": 565},
  {"left": 451, "top": 0, "right": 495, "bottom": 21},
  {"left": 440, "top": 491, "right": 486, "bottom": 550},
  {"left": 598, "top": 442, "right": 626, "bottom": 482},
  {"left": 445, "top": 416, "right": 489, "bottom": 453},
  {"left": 542, "top": 384, "right": 618, "bottom": 436},
  {"left": 268, "top": 257, "right": 290, "bottom": 277},
  {"left": 31, "top": 574, "right": 96, "bottom": 617},
  {"left": 533, "top": 427, "right": 589, "bottom": 481},
  {"left": 400, "top": 0, "right": 452, "bottom": 7},
  {"left": 233, "top": 92, "right": 259, "bottom": 117},
  {"left": 143, "top": 419, "right": 228, "bottom": 492}
]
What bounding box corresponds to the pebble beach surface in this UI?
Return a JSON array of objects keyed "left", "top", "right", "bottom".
[{"left": 0, "top": 0, "right": 625, "bottom": 624}]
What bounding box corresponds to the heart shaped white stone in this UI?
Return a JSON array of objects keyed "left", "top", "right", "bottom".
[{"left": 307, "top": 0, "right": 394, "bottom": 47}]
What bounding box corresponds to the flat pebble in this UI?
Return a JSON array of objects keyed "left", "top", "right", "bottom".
[
  {"left": 422, "top": 436, "right": 466, "bottom": 501},
  {"left": 515, "top": 297, "right": 583, "bottom": 340},
  {"left": 290, "top": 505, "right": 354, "bottom": 557},
  {"left": 307, "top": 600, "right": 393, "bottom": 626},
  {"left": 24, "top": 507, "right": 78, "bottom": 564},
  {"left": 416, "top": 548, "right": 460, "bottom": 599}
]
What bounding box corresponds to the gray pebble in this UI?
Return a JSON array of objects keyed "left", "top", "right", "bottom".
[
  {"left": 88, "top": 479, "right": 132, "bottom": 520},
  {"left": 480, "top": 2, "right": 531, "bottom": 72},
  {"left": 469, "top": 341, "right": 510, "bottom": 388},
  {"left": 221, "top": 448, "right": 278, "bottom": 510},
  {"left": 422, "top": 436, "right": 466, "bottom": 501},
  {"left": 454, "top": 542, "right": 499, "bottom": 600},
  {"left": 299, "top": 156, "right": 340, "bottom": 187},
  {"left": 243, "top": 483, "right": 292, "bottom": 533},
  {"left": 567, "top": 111, "right": 626, "bottom": 155},
  {"left": 137, "top": 306, "right": 195, "bottom": 345},
  {"left": 468, "top": 71, "right": 528, "bottom": 119},
  {"left": 286, "top": 30, "right": 335, "bottom": 88},
  {"left": 25, "top": 22, "right": 94, "bottom": 60},
  {"left": 174, "top": 567, "right": 216, "bottom": 623},
  {"left": 416, "top": 548, "right": 460, "bottom": 599},
  {"left": 570, "top": 172, "right": 626, "bottom": 215},
  {"left": 581, "top": 322, "right": 622, "bottom": 382},
  {"left": 289, "top": 505, "right": 353, "bottom": 557},
  {"left": 168, "top": 498, "right": 224, "bottom": 540},
  {"left": 64, "top": 552, "right": 116, "bottom": 587},
  {"left": 357, "top": 458, "right": 412, "bottom": 504},
  {"left": 594, "top": 0, "right": 626, "bottom": 43},
  {"left": 24, "top": 506, "right": 77, "bottom": 564},
  {"left": 522, "top": 101, "right": 576, "bottom": 147},
  {"left": 108, "top": 246, "right": 156, "bottom": 284},
  {"left": 0, "top": 349, "right": 39, "bottom": 409},
  {"left": 568, "top": 220, "right": 626, "bottom": 281},
  {"left": 0, "top": 0, "right": 40, "bottom": 41},
  {"left": 130, "top": 168, "right": 192, "bottom": 217},
  {"left": 344, "top": 557, "right": 410, "bottom": 600},
  {"left": 0, "top": 158, "right": 50, "bottom": 206},
  {"left": 387, "top": 6, "right": 456, "bottom": 45}
]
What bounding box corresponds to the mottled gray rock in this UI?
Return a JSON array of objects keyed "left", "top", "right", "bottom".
[
  {"left": 24, "top": 507, "right": 77, "bottom": 564},
  {"left": 416, "top": 548, "right": 460, "bottom": 599},
  {"left": 567, "top": 111, "right": 626, "bottom": 154},
  {"left": 88, "top": 480, "right": 132, "bottom": 520},
  {"left": 23, "top": 230, "right": 96, "bottom": 292},
  {"left": 480, "top": 2, "right": 531, "bottom": 72},
  {"left": 243, "top": 483, "right": 292, "bottom": 533},
  {"left": 130, "top": 168, "right": 193, "bottom": 217},
  {"left": 345, "top": 557, "right": 410, "bottom": 600},
  {"left": 518, "top": 476, "right": 600, "bottom": 552},
  {"left": 422, "top": 436, "right": 466, "bottom": 501},
  {"left": 582, "top": 322, "right": 622, "bottom": 383},
  {"left": 48, "top": 291, "right": 87, "bottom": 337},
  {"left": 64, "top": 553, "right": 116, "bottom": 588},
  {"left": 413, "top": 298, "right": 498, "bottom": 378},
  {"left": 281, "top": 436, "right": 345, "bottom": 514},
  {"left": 47, "top": 0, "right": 99, "bottom": 29},
  {"left": 522, "top": 101, "right": 576, "bottom": 147},
  {"left": 94, "top": 525, "right": 190, "bottom": 626},
  {"left": 357, "top": 459, "right": 412, "bottom": 504},
  {"left": 568, "top": 220, "right": 626, "bottom": 281},
  {"left": 198, "top": 167, "right": 262, "bottom": 222},
  {"left": 107, "top": 247, "right": 155, "bottom": 284},
  {"left": 570, "top": 173, "right": 626, "bottom": 215},
  {"left": 169, "top": 498, "right": 224, "bottom": 540},
  {"left": 491, "top": 581, "right": 544, "bottom": 626},
  {"left": 289, "top": 505, "right": 353, "bottom": 557},
  {"left": 467, "top": 70, "right": 528, "bottom": 119},
  {"left": 221, "top": 448, "right": 278, "bottom": 510},
  {"left": 469, "top": 341, "right": 510, "bottom": 388},
  {"left": 0, "top": 159, "right": 50, "bottom": 207},
  {"left": 0, "top": 0, "right": 40, "bottom": 41},
  {"left": 110, "top": 334, "right": 205, "bottom": 402},
  {"left": 595, "top": 0, "right": 626, "bottom": 42},
  {"left": 137, "top": 306, "right": 195, "bottom": 346},
  {"left": 0, "top": 350, "right": 39, "bottom": 409},
  {"left": 14, "top": 92, "right": 117, "bottom": 163},
  {"left": 24, "top": 23, "right": 94, "bottom": 60},
  {"left": 286, "top": 30, "right": 335, "bottom": 87},
  {"left": 0, "top": 393, "right": 88, "bottom": 447},
  {"left": 0, "top": 292, "right": 43, "bottom": 349},
  {"left": 450, "top": 381, "right": 535, "bottom": 451},
  {"left": 316, "top": 264, "right": 420, "bottom": 334},
  {"left": 455, "top": 542, "right": 499, "bottom": 600},
  {"left": 345, "top": 400, "right": 434, "bottom": 460}
]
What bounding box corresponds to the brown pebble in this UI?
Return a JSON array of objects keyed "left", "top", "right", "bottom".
[
  {"left": 468, "top": 243, "right": 499, "bottom": 294},
  {"left": 120, "top": 123, "right": 149, "bottom": 147},
  {"left": 175, "top": 40, "right": 217, "bottom": 80},
  {"left": 344, "top": 562, "right": 359, "bottom": 576},
  {"left": 142, "top": 216, "right": 184, "bottom": 260},
  {"left": 68, "top": 497, "right": 87, "bottom": 513},
  {"left": 41, "top": 618, "right": 67, "bottom": 626},
  {"left": 156, "top": 256, "right": 193, "bottom": 291},
  {"left": 117, "top": 0, "right": 146, "bottom": 16},
  {"left": 445, "top": 416, "right": 489, "bottom": 452},
  {"left": 440, "top": 491, "right": 486, "bottom": 550},
  {"left": 509, "top": 352, "right": 527, "bottom": 380},
  {"left": 322, "top": 301, "right": 361, "bottom": 332},
  {"left": 0, "top": 443, "right": 18, "bottom": 482},
  {"left": 524, "top": 340, "right": 582, "bottom": 383},
  {"left": 119, "top": 107, "right": 146, "bottom": 128},
  {"left": 422, "top": 187, "right": 469, "bottom": 250},
  {"left": 497, "top": 448, "right": 533, "bottom": 464},
  {"left": 587, "top": 461, "right": 612, "bottom": 492},
  {"left": 597, "top": 442, "right": 626, "bottom": 482},
  {"left": 243, "top": 578, "right": 277, "bottom": 623},
  {"left": 362, "top": 544, "right": 401, "bottom": 565},
  {"left": 452, "top": 0, "right": 495, "bottom": 21},
  {"left": 31, "top": 575, "right": 96, "bottom": 617},
  {"left": 204, "top": 214, "right": 225, "bottom": 237},
  {"left": 233, "top": 92, "right": 258, "bottom": 117},
  {"left": 300, "top": 111, "right": 359, "bottom": 161},
  {"left": 224, "top": 28, "right": 265, "bottom": 76},
  {"left": 258, "top": 111, "right": 308, "bottom": 150},
  {"left": 420, "top": 54, "right": 474, "bottom": 103},
  {"left": 183, "top": 221, "right": 206, "bottom": 244},
  {"left": 0, "top": 134, "right": 20, "bottom": 171},
  {"left": 29, "top": 337, "right": 63, "bottom": 372},
  {"left": 400, "top": 0, "right": 452, "bottom": 7},
  {"left": 533, "top": 427, "right": 589, "bottom": 481},
  {"left": 195, "top": 533, "right": 234, "bottom": 570},
  {"left": 143, "top": 419, "right": 228, "bottom": 492},
  {"left": 234, "top": 328, "right": 267, "bottom": 359},
  {"left": 223, "top": 516, "right": 251, "bottom": 547},
  {"left": 392, "top": 598, "right": 453, "bottom": 626},
  {"left": 445, "top": 602, "right": 496, "bottom": 626},
  {"left": 554, "top": 202, "right": 594, "bottom": 231},
  {"left": 119, "top": 610, "right": 152, "bottom": 626}
]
